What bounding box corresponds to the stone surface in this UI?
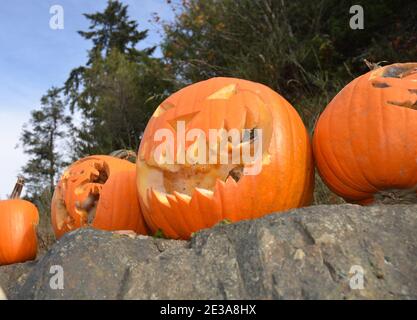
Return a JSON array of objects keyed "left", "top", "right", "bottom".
[
  {"left": 0, "top": 261, "right": 35, "bottom": 299},
  {"left": 1, "top": 204, "right": 417, "bottom": 300}
]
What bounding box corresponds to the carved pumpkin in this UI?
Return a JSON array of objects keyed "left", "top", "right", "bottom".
[
  {"left": 0, "top": 178, "right": 39, "bottom": 266},
  {"left": 313, "top": 62, "right": 417, "bottom": 204},
  {"left": 51, "top": 155, "right": 147, "bottom": 239},
  {"left": 137, "top": 77, "right": 314, "bottom": 239}
]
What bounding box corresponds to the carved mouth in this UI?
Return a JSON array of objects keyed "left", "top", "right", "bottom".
[
  {"left": 161, "top": 163, "right": 244, "bottom": 196},
  {"left": 54, "top": 159, "right": 110, "bottom": 233}
]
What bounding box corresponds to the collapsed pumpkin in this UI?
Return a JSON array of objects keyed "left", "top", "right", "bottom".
[
  {"left": 0, "top": 178, "right": 39, "bottom": 266},
  {"left": 137, "top": 77, "right": 314, "bottom": 239},
  {"left": 313, "top": 62, "right": 417, "bottom": 204},
  {"left": 51, "top": 155, "right": 147, "bottom": 239}
]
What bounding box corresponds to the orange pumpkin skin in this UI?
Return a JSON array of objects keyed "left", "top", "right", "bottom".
[
  {"left": 51, "top": 155, "right": 147, "bottom": 239},
  {"left": 93, "top": 168, "right": 149, "bottom": 233},
  {"left": 313, "top": 63, "right": 417, "bottom": 204},
  {"left": 0, "top": 199, "right": 39, "bottom": 266},
  {"left": 137, "top": 77, "right": 314, "bottom": 240}
]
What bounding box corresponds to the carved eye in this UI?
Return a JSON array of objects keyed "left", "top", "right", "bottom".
[{"left": 246, "top": 127, "right": 258, "bottom": 142}]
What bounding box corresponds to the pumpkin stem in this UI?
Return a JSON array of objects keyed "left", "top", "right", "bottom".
[
  {"left": 10, "top": 177, "right": 25, "bottom": 200},
  {"left": 364, "top": 59, "right": 389, "bottom": 71},
  {"left": 109, "top": 149, "right": 137, "bottom": 163}
]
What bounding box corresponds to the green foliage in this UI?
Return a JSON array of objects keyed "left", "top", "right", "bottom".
[
  {"left": 68, "top": 50, "right": 174, "bottom": 157},
  {"left": 64, "top": 0, "right": 176, "bottom": 158},
  {"left": 217, "top": 219, "right": 232, "bottom": 226},
  {"left": 161, "top": 0, "right": 416, "bottom": 125},
  {"left": 160, "top": 0, "right": 416, "bottom": 203},
  {"left": 20, "top": 87, "right": 71, "bottom": 199},
  {"left": 78, "top": 0, "right": 155, "bottom": 62},
  {"left": 154, "top": 229, "right": 167, "bottom": 239}
]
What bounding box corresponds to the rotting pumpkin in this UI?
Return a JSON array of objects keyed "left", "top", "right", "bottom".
[
  {"left": 0, "top": 177, "right": 39, "bottom": 266},
  {"left": 137, "top": 77, "right": 314, "bottom": 240},
  {"left": 51, "top": 155, "right": 148, "bottom": 239},
  {"left": 313, "top": 62, "right": 417, "bottom": 204}
]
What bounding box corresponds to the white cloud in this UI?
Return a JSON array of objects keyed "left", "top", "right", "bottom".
[{"left": 0, "top": 109, "right": 29, "bottom": 199}]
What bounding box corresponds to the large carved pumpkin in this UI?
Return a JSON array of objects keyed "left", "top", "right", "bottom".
[
  {"left": 137, "top": 77, "right": 314, "bottom": 239},
  {"left": 0, "top": 178, "right": 39, "bottom": 266},
  {"left": 51, "top": 155, "right": 147, "bottom": 239},
  {"left": 313, "top": 62, "right": 417, "bottom": 204}
]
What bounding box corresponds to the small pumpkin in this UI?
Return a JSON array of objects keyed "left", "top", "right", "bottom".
[
  {"left": 51, "top": 155, "right": 147, "bottom": 239},
  {"left": 313, "top": 62, "right": 417, "bottom": 204},
  {"left": 137, "top": 77, "right": 314, "bottom": 239},
  {"left": 0, "top": 178, "right": 39, "bottom": 266}
]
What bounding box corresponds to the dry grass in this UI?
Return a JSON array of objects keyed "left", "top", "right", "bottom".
[
  {"left": 313, "top": 172, "right": 345, "bottom": 205},
  {"left": 35, "top": 189, "right": 56, "bottom": 255}
]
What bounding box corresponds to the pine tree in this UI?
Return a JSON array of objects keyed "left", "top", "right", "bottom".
[
  {"left": 64, "top": 0, "right": 175, "bottom": 157},
  {"left": 78, "top": 0, "right": 155, "bottom": 61},
  {"left": 65, "top": 0, "right": 155, "bottom": 103},
  {"left": 20, "top": 87, "right": 71, "bottom": 199}
]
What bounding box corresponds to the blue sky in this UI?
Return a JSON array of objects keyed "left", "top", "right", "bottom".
[{"left": 0, "top": 0, "right": 174, "bottom": 198}]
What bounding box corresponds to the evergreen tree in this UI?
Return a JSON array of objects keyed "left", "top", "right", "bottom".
[
  {"left": 78, "top": 0, "right": 155, "bottom": 60},
  {"left": 64, "top": 0, "right": 175, "bottom": 157},
  {"left": 20, "top": 87, "right": 71, "bottom": 199},
  {"left": 65, "top": 0, "right": 156, "bottom": 104},
  {"left": 69, "top": 50, "right": 173, "bottom": 157}
]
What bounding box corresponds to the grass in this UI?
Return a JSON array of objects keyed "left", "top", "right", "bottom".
[{"left": 35, "top": 189, "right": 56, "bottom": 255}]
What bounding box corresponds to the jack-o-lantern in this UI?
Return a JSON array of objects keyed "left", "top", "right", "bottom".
[
  {"left": 0, "top": 178, "right": 39, "bottom": 266},
  {"left": 137, "top": 77, "right": 314, "bottom": 239},
  {"left": 51, "top": 155, "right": 148, "bottom": 239},
  {"left": 313, "top": 62, "right": 417, "bottom": 204}
]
